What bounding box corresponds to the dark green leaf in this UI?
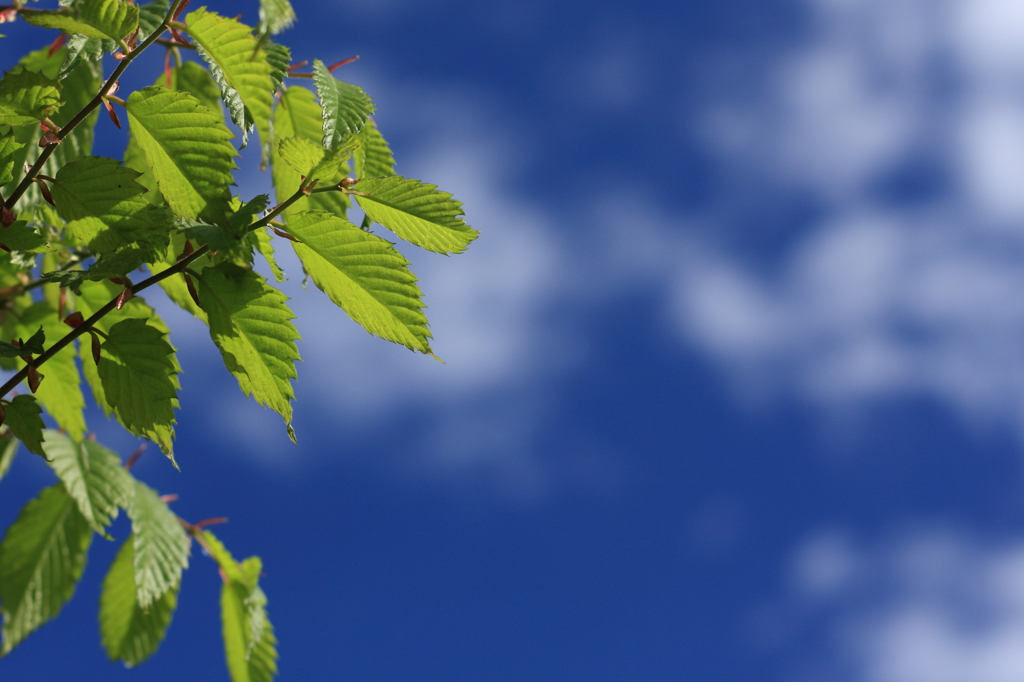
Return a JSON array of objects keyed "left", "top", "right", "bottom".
[
  {"left": 3, "top": 395, "right": 46, "bottom": 458},
  {"left": 0, "top": 134, "right": 24, "bottom": 185},
  {"left": 98, "top": 318, "right": 179, "bottom": 463}
]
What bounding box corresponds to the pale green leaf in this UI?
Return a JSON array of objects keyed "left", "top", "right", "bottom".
[
  {"left": 4, "top": 395, "right": 46, "bottom": 458},
  {"left": 258, "top": 0, "right": 295, "bottom": 36},
  {"left": 278, "top": 134, "right": 358, "bottom": 183},
  {"left": 197, "top": 263, "right": 299, "bottom": 440},
  {"left": 312, "top": 59, "right": 374, "bottom": 149},
  {"left": 186, "top": 8, "right": 274, "bottom": 152},
  {"left": 21, "top": 0, "right": 140, "bottom": 42},
  {"left": 41, "top": 430, "right": 133, "bottom": 534},
  {"left": 287, "top": 210, "right": 431, "bottom": 352},
  {"left": 0, "top": 484, "right": 92, "bottom": 655},
  {"left": 125, "top": 86, "right": 237, "bottom": 224},
  {"left": 128, "top": 480, "right": 189, "bottom": 609},
  {"left": 271, "top": 85, "right": 349, "bottom": 221},
  {"left": 0, "top": 433, "right": 18, "bottom": 483},
  {"left": 204, "top": 532, "right": 278, "bottom": 682},
  {"left": 356, "top": 176, "right": 479, "bottom": 254},
  {"left": 354, "top": 118, "right": 394, "bottom": 179},
  {"left": 122, "top": 61, "right": 224, "bottom": 210},
  {"left": 0, "top": 70, "right": 62, "bottom": 126},
  {"left": 254, "top": 229, "right": 285, "bottom": 282},
  {"left": 99, "top": 536, "right": 178, "bottom": 666},
  {"left": 98, "top": 318, "right": 179, "bottom": 463}
]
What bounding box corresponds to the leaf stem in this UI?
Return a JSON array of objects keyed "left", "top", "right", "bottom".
[
  {"left": 0, "top": 182, "right": 315, "bottom": 400},
  {"left": 2, "top": 0, "right": 189, "bottom": 211}
]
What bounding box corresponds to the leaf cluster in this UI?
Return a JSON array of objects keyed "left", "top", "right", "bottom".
[{"left": 0, "top": 0, "right": 477, "bottom": 678}]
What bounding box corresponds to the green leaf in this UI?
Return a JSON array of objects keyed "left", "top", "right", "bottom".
[
  {"left": 0, "top": 69, "right": 62, "bottom": 126},
  {"left": 264, "top": 41, "right": 290, "bottom": 96},
  {"left": 197, "top": 263, "right": 300, "bottom": 440},
  {"left": 287, "top": 210, "right": 432, "bottom": 352},
  {"left": 0, "top": 324, "right": 44, "bottom": 357},
  {"left": 98, "top": 318, "right": 179, "bottom": 463},
  {"left": 271, "top": 85, "right": 349, "bottom": 221},
  {"left": 121, "top": 61, "right": 224, "bottom": 210},
  {"left": 137, "top": 0, "right": 169, "bottom": 40},
  {"left": 20, "top": 0, "right": 140, "bottom": 42},
  {"left": 204, "top": 532, "right": 278, "bottom": 682},
  {"left": 258, "top": 0, "right": 295, "bottom": 36},
  {"left": 0, "top": 134, "right": 24, "bottom": 185},
  {"left": 150, "top": 234, "right": 208, "bottom": 322},
  {"left": 186, "top": 8, "right": 274, "bottom": 153},
  {"left": 278, "top": 134, "right": 358, "bottom": 183},
  {"left": 3, "top": 395, "right": 46, "bottom": 458},
  {"left": 4, "top": 48, "right": 102, "bottom": 211},
  {"left": 0, "top": 221, "right": 47, "bottom": 252},
  {"left": 125, "top": 85, "right": 237, "bottom": 224},
  {"left": 356, "top": 176, "right": 479, "bottom": 254},
  {"left": 59, "top": 35, "right": 115, "bottom": 80},
  {"left": 50, "top": 155, "right": 166, "bottom": 254},
  {"left": 354, "top": 118, "right": 394, "bottom": 179},
  {"left": 99, "top": 536, "right": 178, "bottom": 666},
  {"left": 254, "top": 228, "right": 285, "bottom": 282},
  {"left": 0, "top": 484, "right": 92, "bottom": 655},
  {"left": 15, "top": 303, "right": 86, "bottom": 441},
  {"left": 74, "top": 280, "right": 175, "bottom": 417},
  {"left": 128, "top": 480, "right": 190, "bottom": 609},
  {"left": 312, "top": 59, "right": 374, "bottom": 149},
  {"left": 41, "top": 430, "right": 133, "bottom": 534},
  {"left": 0, "top": 432, "right": 18, "bottom": 483}
]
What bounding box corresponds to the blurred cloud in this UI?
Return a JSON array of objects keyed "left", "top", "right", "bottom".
[
  {"left": 764, "top": 528, "right": 1024, "bottom": 682},
  {"left": 670, "top": 0, "right": 1024, "bottom": 440}
]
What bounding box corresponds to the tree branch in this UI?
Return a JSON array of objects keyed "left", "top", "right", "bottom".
[{"left": 3, "top": 0, "right": 189, "bottom": 210}]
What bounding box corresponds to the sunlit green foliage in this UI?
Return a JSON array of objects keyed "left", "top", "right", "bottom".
[{"left": 0, "top": 0, "right": 475, "bottom": 677}]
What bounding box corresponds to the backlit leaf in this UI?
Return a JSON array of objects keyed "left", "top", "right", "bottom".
[
  {"left": 127, "top": 480, "right": 189, "bottom": 609},
  {"left": 258, "top": 0, "right": 295, "bottom": 36},
  {"left": 41, "top": 430, "right": 133, "bottom": 534},
  {"left": 197, "top": 263, "right": 299, "bottom": 440},
  {"left": 287, "top": 210, "right": 431, "bottom": 352},
  {"left": 99, "top": 536, "right": 178, "bottom": 666},
  {"left": 186, "top": 8, "right": 274, "bottom": 153},
  {"left": 0, "top": 433, "right": 17, "bottom": 483},
  {"left": 356, "top": 176, "right": 478, "bottom": 254},
  {"left": 354, "top": 118, "right": 394, "bottom": 179},
  {"left": 0, "top": 134, "right": 24, "bottom": 185},
  {"left": 0, "top": 69, "right": 62, "bottom": 126},
  {"left": 125, "top": 86, "right": 237, "bottom": 224},
  {"left": 312, "top": 59, "right": 374, "bottom": 149},
  {"left": 0, "top": 484, "right": 92, "bottom": 655},
  {"left": 21, "top": 0, "right": 140, "bottom": 42}
]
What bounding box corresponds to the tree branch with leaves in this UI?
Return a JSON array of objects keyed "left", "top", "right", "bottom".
[{"left": 0, "top": 0, "right": 477, "bottom": 677}]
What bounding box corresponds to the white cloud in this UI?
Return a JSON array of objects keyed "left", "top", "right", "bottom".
[
  {"left": 766, "top": 529, "right": 1024, "bottom": 682},
  {"left": 668, "top": 0, "right": 1024, "bottom": 440}
]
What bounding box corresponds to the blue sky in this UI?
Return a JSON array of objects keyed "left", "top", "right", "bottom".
[{"left": 6, "top": 0, "right": 1024, "bottom": 680}]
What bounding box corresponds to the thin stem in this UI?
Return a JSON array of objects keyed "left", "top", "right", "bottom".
[
  {"left": 0, "top": 182, "right": 325, "bottom": 400},
  {"left": 3, "top": 0, "right": 188, "bottom": 210}
]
